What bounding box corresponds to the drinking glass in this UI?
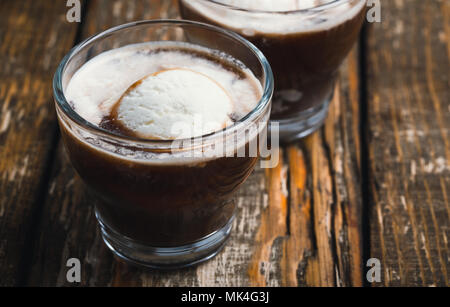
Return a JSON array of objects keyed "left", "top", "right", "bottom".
[
  {"left": 179, "top": 0, "right": 367, "bottom": 140},
  {"left": 53, "top": 20, "right": 273, "bottom": 268}
]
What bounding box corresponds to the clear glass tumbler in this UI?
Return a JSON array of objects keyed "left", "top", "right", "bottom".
[
  {"left": 179, "top": 0, "right": 367, "bottom": 140},
  {"left": 53, "top": 20, "right": 273, "bottom": 268}
]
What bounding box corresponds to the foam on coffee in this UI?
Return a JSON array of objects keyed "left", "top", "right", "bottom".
[
  {"left": 65, "top": 42, "right": 262, "bottom": 140},
  {"left": 182, "top": 0, "right": 366, "bottom": 35},
  {"left": 215, "top": 0, "right": 323, "bottom": 11}
]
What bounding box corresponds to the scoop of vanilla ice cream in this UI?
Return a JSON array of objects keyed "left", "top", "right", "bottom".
[{"left": 115, "top": 68, "right": 234, "bottom": 139}]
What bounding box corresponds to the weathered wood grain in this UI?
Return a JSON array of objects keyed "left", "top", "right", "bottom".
[
  {"left": 366, "top": 0, "right": 449, "bottom": 286},
  {"left": 26, "top": 0, "right": 364, "bottom": 287},
  {"left": 3, "top": 0, "right": 447, "bottom": 287},
  {"left": 0, "top": 0, "right": 80, "bottom": 286}
]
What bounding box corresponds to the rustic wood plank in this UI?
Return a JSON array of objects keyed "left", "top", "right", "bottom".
[
  {"left": 366, "top": 0, "right": 449, "bottom": 286},
  {"left": 249, "top": 45, "right": 363, "bottom": 287},
  {"left": 280, "top": 47, "right": 363, "bottom": 287},
  {"left": 0, "top": 0, "right": 81, "bottom": 286},
  {"left": 27, "top": 0, "right": 363, "bottom": 286}
]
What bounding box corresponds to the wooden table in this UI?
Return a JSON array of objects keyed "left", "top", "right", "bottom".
[{"left": 0, "top": 0, "right": 448, "bottom": 287}]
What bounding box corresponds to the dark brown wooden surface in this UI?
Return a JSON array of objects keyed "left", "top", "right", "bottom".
[
  {"left": 0, "top": 0, "right": 448, "bottom": 287},
  {"left": 367, "top": 0, "right": 449, "bottom": 287},
  {"left": 0, "top": 0, "right": 80, "bottom": 286}
]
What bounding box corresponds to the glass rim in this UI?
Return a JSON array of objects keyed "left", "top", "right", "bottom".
[
  {"left": 197, "top": 0, "right": 363, "bottom": 14},
  {"left": 53, "top": 19, "right": 274, "bottom": 146}
]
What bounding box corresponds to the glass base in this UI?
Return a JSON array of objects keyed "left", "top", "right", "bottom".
[
  {"left": 273, "top": 96, "right": 332, "bottom": 142},
  {"left": 96, "top": 211, "right": 234, "bottom": 269}
]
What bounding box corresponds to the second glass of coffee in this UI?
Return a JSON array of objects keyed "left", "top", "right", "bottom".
[{"left": 179, "top": 0, "right": 367, "bottom": 140}]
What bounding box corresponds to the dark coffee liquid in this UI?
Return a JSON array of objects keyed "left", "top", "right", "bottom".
[
  {"left": 179, "top": 1, "right": 366, "bottom": 119},
  {"left": 61, "top": 126, "right": 257, "bottom": 246}
]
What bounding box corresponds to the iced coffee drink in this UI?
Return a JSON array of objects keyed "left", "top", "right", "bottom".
[{"left": 179, "top": 0, "right": 367, "bottom": 140}]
